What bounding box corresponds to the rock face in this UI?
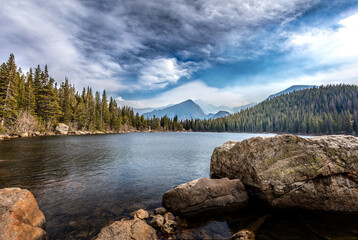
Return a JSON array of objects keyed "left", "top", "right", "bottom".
[
  {"left": 210, "top": 135, "right": 358, "bottom": 212},
  {"left": 162, "top": 177, "right": 248, "bottom": 216},
  {"left": 95, "top": 218, "right": 158, "bottom": 240},
  {"left": 0, "top": 188, "right": 46, "bottom": 240},
  {"left": 55, "top": 123, "right": 69, "bottom": 135}
]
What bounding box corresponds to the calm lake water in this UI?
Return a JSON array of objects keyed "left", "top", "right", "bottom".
[{"left": 1, "top": 132, "right": 358, "bottom": 240}]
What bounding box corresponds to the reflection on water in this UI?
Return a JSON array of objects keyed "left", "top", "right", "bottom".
[{"left": 0, "top": 132, "right": 357, "bottom": 240}]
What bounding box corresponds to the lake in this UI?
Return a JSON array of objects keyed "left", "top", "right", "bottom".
[{"left": 0, "top": 132, "right": 357, "bottom": 240}]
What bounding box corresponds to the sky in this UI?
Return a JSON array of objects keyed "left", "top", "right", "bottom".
[{"left": 1, "top": 0, "right": 358, "bottom": 109}]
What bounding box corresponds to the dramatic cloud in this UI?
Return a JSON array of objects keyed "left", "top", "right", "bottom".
[
  {"left": 138, "top": 58, "right": 190, "bottom": 90},
  {"left": 1, "top": 0, "right": 357, "bottom": 107}
]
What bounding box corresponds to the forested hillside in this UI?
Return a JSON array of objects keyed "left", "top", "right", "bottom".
[
  {"left": 1, "top": 54, "right": 357, "bottom": 136},
  {"left": 183, "top": 84, "right": 358, "bottom": 135},
  {"left": 0, "top": 54, "right": 168, "bottom": 133}
]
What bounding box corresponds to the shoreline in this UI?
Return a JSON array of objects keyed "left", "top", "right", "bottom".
[{"left": 1, "top": 128, "right": 352, "bottom": 141}]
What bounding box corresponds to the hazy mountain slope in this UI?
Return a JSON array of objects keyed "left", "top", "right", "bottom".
[
  {"left": 267, "top": 85, "right": 316, "bottom": 100},
  {"left": 143, "top": 99, "right": 206, "bottom": 121},
  {"left": 210, "top": 111, "right": 231, "bottom": 119},
  {"left": 195, "top": 99, "right": 256, "bottom": 114}
]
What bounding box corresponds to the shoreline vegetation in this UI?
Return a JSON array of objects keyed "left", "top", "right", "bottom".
[{"left": 1, "top": 54, "right": 358, "bottom": 138}]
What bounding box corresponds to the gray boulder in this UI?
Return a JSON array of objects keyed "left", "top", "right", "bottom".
[
  {"left": 162, "top": 177, "right": 248, "bottom": 216},
  {"left": 55, "top": 123, "right": 69, "bottom": 135},
  {"left": 0, "top": 188, "right": 46, "bottom": 240},
  {"left": 95, "top": 218, "right": 158, "bottom": 240},
  {"left": 210, "top": 134, "right": 358, "bottom": 212}
]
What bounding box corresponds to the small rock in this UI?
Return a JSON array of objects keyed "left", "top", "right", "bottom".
[
  {"left": 174, "top": 216, "right": 181, "bottom": 224},
  {"left": 134, "top": 209, "right": 149, "bottom": 220},
  {"left": 55, "top": 123, "right": 69, "bottom": 135},
  {"left": 161, "top": 220, "right": 177, "bottom": 234},
  {"left": 232, "top": 229, "right": 255, "bottom": 240},
  {"left": 164, "top": 212, "right": 175, "bottom": 222},
  {"left": 19, "top": 132, "right": 29, "bottom": 138},
  {"left": 150, "top": 214, "right": 164, "bottom": 229},
  {"left": 154, "top": 207, "right": 167, "bottom": 215},
  {"left": 95, "top": 218, "right": 158, "bottom": 240}
]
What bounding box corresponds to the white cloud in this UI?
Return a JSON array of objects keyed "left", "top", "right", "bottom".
[
  {"left": 288, "top": 13, "right": 358, "bottom": 64},
  {"left": 138, "top": 58, "right": 190, "bottom": 89}
]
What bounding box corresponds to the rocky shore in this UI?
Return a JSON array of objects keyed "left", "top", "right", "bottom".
[
  {"left": 1, "top": 134, "right": 357, "bottom": 239},
  {"left": 0, "top": 123, "right": 139, "bottom": 141}
]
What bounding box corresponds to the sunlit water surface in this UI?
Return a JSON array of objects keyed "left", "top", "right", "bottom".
[{"left": 1, "top": 132, "right": 357, "bottom": 240}]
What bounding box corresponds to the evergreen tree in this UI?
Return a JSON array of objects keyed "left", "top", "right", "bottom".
[
  {"left": 25, "top": 69, "right": 36, "bottom": 113},
  {"left": 0, "top": 54, "right": 19, "bottom": 126}
]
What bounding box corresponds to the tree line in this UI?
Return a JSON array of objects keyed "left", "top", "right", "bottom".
[
  {"left": 182, "top": 84, "right": 358, "bottom": 135},
  {"left": 1, "top": 54, "right": 357, "bottom": 135},
  {"left": 0, "top": 54, "right": 142, "bottom": 133}
]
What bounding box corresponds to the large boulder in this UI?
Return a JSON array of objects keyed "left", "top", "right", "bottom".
[
  {"left": 95, "top": 218, "right": 158, "bottom": 240},
  {"left": 55, "top": 123, "right": 69, "bottom": 135},
  {"left": 210, "top": 134, "right": 358, "bottom": 212},
  {"left": 0, "top": 188, "right": 46, "bottom": 240},
  {"left": 162, "top": 177, "right": 248, "bottom": 216}
]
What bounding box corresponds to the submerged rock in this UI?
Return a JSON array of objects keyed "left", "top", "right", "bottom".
[
  {"left": 162, "top": 177, "right": 248, "bottom": 216},
  {"left": 55, "top": 123, "right": 69, "bottom": 135},
  {"left": 210, "top": 134, "right": 358, "bottom": 212},
  {"left": 0, "top": 188, "right": 46, "bottom": 240},
  {"left": 95, "top": 218, "right": 158, "bottom": 240}
]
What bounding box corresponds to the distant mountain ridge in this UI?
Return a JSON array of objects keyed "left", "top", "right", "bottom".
[
  {"left": 267, "top": 85, "right": 316, "bottom": 100},
  {"left": 142, "top": 100, "right": 240, "bottom": 121},
  {"left": 194, "top": 100, "right": 256, "bottom": 114},
  {"left": 143, "top": 99, "right": 207, "bottom": 121}
]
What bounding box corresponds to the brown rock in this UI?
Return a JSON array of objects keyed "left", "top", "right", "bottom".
[
  {"left": 134, "top": 209, "right": 149, "bottom": 220},
  {"left": 154, "top": 207, "right": 167, "bottom": 215},
  {"left": 0, "top": 188, "right": 46, "bottom": 240},
  {"left": 210, "top": 134, "right": 358, "bottom": 212},
  {"left": 232, "top": 229, "right": 255, "bottom": 240},
  {"left": 162, "top": 177, "right": 248, "bottom": 216},
  {"left": 150, "top": 214, "right": 164, "bottom": 229},
  {"left": 95, "top": 218, "right": 158, "bottom": 240},
  {"left": 164, "top": 212, "right": 175, "bottom": 222},
  {"left": 161, "top": 220, "right": 177, "bottom": 234}
]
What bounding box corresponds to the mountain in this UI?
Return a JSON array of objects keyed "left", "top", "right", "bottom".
[
  {"left": 210, "top": 111, "right": 231, "bottom": 119},
  {"left": 267, "top": 85, "right": 316, "bottom": 100},
  {"left": 143, "top": 99, "right": 207, "bottom": 121},
  {"left": 133, "top": 107, "right": 156, "bottom": 115},
  {"left": 195, "top": 99, "right": 256, "bottom": 114},
  {"left": 232, "top": 103, "right": 257, "bottom": 112},
  {"left": 194, "top": 100, "right": 233, "bottom": 114}
]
